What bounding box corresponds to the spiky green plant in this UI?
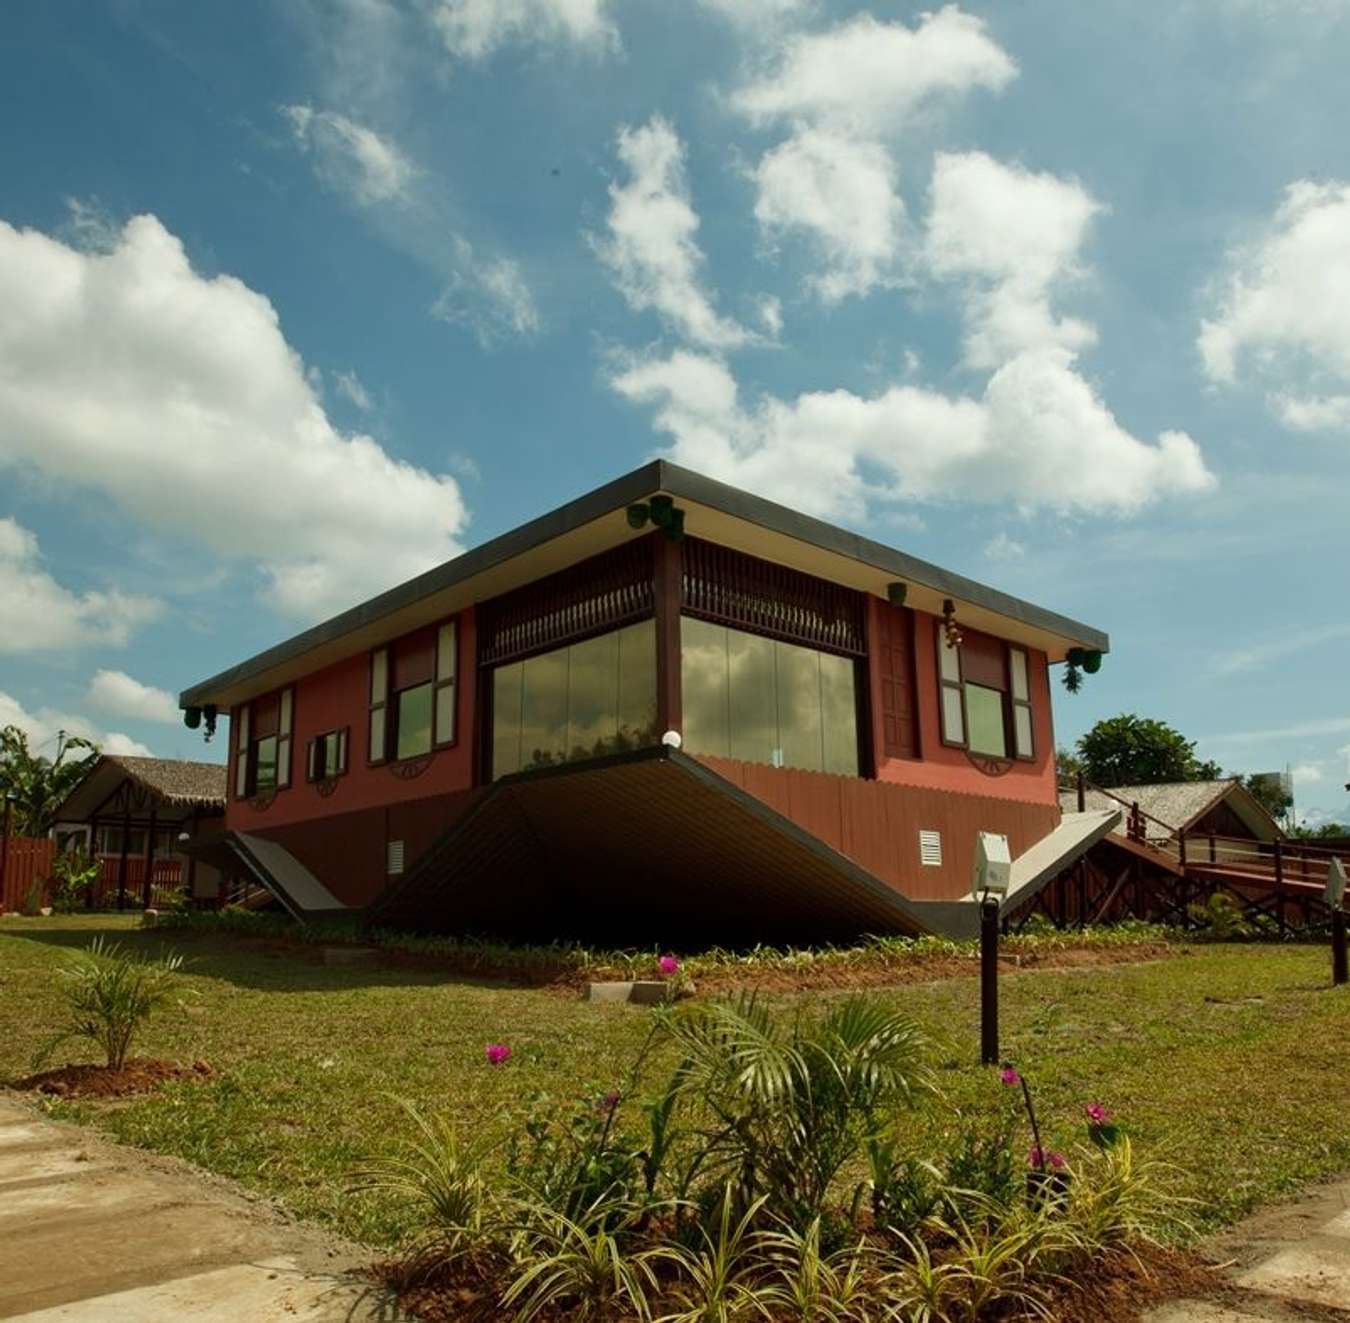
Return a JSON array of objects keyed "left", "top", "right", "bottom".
[
  {"left": 34, "top": 937, "right": 185, "bottom": 1071},
  {"left": 649, "top": 1186, "right": 775, "bottom": 1323},
  {"left": 1062, "top": 1137, "right": 1189, "bottom": 1257},
  {"left": 755, "top": 1218, "right": 875, "bottom": 1322},
  {"left": 502, "top": 1195, "right": 657, "bottom": 1322},
  {"left": 350, "top": 1099, "right": 502, "bottom": 1268}
]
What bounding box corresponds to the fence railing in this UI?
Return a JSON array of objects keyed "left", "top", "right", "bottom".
[{"left": 0, "top": 837, "right": 56, "bottom": 911}]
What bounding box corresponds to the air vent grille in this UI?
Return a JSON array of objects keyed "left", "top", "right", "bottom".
[
  {"left": 918, "top": 830, "right": 942, "bottom": 867},
  {"left": 386, "top": 840, "right": 405, "bottom": 876}
]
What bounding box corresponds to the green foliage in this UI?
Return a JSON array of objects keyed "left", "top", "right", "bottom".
[
  {"left": 350, "top": 1099, "right": 503, "bottom": 1267},
  {"left": 755, "top": 1220, "right": 871, "bottom": 1323},
  {"left": 659, "top": 993, "right": 933, "bottom": 1233},
  {"left": 35, "top": 937, "right": 186, "bottom": 1071},
  {"left": 1242, "top": 773, "right": 1293, "bottom": 823},
  {"left": 0, "top": 726, "right": 98, "bottom": 836},
  {"left": 1186, "top": 891, "right": 1253, "bottom": 941},
  {"left": 1290, "top": 820, "right": 1350, "bottom": 841},
  {"left": 1061, "top": 1137, "right": 1190, "bottom": 1256},
  {"left": 1075, "top": 714, "right": 1223, "bottom": 787},
  {"left": 48, "top": 848, "right": 100, "bottom": 913}
]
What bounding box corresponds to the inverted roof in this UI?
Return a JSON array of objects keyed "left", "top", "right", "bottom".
[
  {"left": 180, "top": 460, "right": 1110, "bottom": 710},
  {"left": 55, "top": 755, "right": 227, "bottom": 821}
]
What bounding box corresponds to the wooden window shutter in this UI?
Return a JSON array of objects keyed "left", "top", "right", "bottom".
[
  {"left": 434, "top": 620, "right": 457, "bottom": 747},
  {"left": 1009, "top": 647, "right": 1034, "bottom": 760},
  {"left": 937, "top": 627, "right": 966, "bottom": 747},
  {"left": 277, "top": 688, "right": 293, "bottom": 788},
  {"left": 877, "top": 603, "right": 918, "bottom": 760},
  {"left": 233, "top": 704, "right": 250, "bottom": 798},
  {"left": 369, "top": 648, "right": 389, "bottom": 764}
]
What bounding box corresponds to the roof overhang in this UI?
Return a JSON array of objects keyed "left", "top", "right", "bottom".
[
  {"left": 368, "top": 745, "right": 931, "bottom": 943},
  {"left": 181, "top": 461, "right": 1111, "bottom": 711}
]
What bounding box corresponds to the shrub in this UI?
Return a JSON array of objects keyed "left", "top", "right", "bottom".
[
  {"left": 48, "top": 848, "right": 99, "bottom": 914},
  {"left": 35, "top": 937, "right": 186, "bottom": 1071}
]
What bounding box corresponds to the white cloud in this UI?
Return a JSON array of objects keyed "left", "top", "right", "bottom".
[
  {"left": 87, "top": 670, "right": 180, "bottom": 725},
  {"left": 429, "top": 0, "right": 618, "bottom": 59},
  {"left": 280, "top": 111, "right": 540, "bottom": 347},
  {"left": 984, "top": 532, "right": 1026, "bottom": 561},
  {"left": 731, "top": 6, "right": 1016, "bottom": 134},
  {"left": 925, "top": 151, "right": 1102, "bottom": 369},
  {"left": 1200, "top": 180, "right": 1350, "bottom": 429},
  {"left": 333, "top": 369, "right": 373, "bottom": 411},
  {"left": 282, "top": 104, "right": 416, "bottom": 205},
  {"left": 753, "top": 128, "right": 906, "bottom": 302},
  {"left": 0, "top": 691, "right": 153, "bottom": 759},
  {"left": 432, "top": 243, "right": 542, "bottom": 345},
  {"left": 731, "top": 8, "right": 1014, "bottom": 304},
  {"left": 0, "top": 519, "right": 161, "bottom": 653},
  {"left": 611, "top": 344, "right": 1214, "bottom": 520},
  {"left": 698, "top": 0, "right": 812, "bottom": 28},
  {"left": 1205, "top": 716, "right": 1350, "bottom": 746},
  {"left": 0, "top": 212, "right": 469, "bottom": 620},
  {"left": 595, "top": 117, "right": 755, "bottom": 349},
  {"left": 1291, "top": 761, "right": 1325, "bottom": 784},
  {"left": 1213, "top": 622, "right": 1350, "bottom": 677}
]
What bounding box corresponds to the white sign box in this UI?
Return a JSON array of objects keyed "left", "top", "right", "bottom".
[
  {"left": 1326, "top": 857, "right": 1347, "bottom": 911},
  {"left": 972, "top": 831, "right": 1012, "bottom": 899}
]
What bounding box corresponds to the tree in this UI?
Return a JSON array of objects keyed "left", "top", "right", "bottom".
[
  {"left": 1290, "top": 820, "right": 1350, "bottom": 841},
  {"left": 1074, "top": 714, "right": 1223, "bottom": 788},
  {"left": 1242, "top": 773, "right": 1294, "bottom": 824},
  {"left": 0, "top": 727, "right": 98, "bottom": 836}
]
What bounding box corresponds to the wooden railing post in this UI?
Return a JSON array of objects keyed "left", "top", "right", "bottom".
[
  {"left": 1178, "top": 830, "right": 1188, "bottom": 869},
  {"left": 1208, "top": 833, "right": 1216, "bottom": 864},
  {"left": 1274, "top": 840, "right": 1284, "bottom": 886},
  {"left": 1076, "top": 770, "right": 1086, "bottom": 813}
]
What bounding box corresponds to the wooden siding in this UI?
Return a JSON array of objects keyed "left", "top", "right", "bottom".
[
  {"left": 0, "top": 837, "right": 54, "bottom": 911},
  {"left": 694, "top": 755, "right": 1060, "bottom": 901},
  {"left": 871, "top": 598, "right": 918, "bottom": 761}
]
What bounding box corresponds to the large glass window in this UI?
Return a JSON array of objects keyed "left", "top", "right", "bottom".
[
  {"left": 964, "top": 684, "right": 1007, "bottom": 758},
  {"left": 681, "top": 617, "right": 859, "bottom": 776},
  {"left": 491, "top": 619, "right": 658, "bottom": 778}
]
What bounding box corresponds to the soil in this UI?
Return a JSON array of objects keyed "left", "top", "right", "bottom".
[{"left": 12, "top": 1056, "right": 214, "bottom": 1098}]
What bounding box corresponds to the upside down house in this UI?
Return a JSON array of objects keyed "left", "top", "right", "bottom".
[{"left": 178, "top": 463, "right": 1120, "bottom": 942}]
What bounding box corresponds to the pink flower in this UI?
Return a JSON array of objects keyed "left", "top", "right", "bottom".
[
  {"left": 485, "top": 1043, "right": 512, "bottom": 1065},
  {"left": 1028, "top": 1147, "right": 1066, "bottom": 1171},
  {"left": 658, "top": 955, "right": 680, "bottom": 977},
  {"left": 1000, "top": 1066, "right": 1021, "bottom": 1087},
  {"left": 1085, "top": 1102, "right": 1112, "bottom": 1126},
  {"left": 596, "top": 1090, "right": 621, "bottom": 1113}
]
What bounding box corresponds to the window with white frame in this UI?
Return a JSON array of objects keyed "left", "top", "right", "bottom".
[
  {"left": 937, "top": 629, "right": 1035, "bottom": 762},
  {"left": 234, "top": 687, "right": 294, "bottom": 797},
  {"left": 369, "top": 619, "right": 458, "bottom": 764},
  {"left": 306, "top": 727, "right": 350, "bottom": 781}
]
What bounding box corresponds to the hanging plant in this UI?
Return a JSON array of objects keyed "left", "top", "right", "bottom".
[
  {"left": 1061, "top": 647, "right": 1102, "bottom": 693},
  {"left": 941, "top": 598, "right": 964, "bottom": 649}
]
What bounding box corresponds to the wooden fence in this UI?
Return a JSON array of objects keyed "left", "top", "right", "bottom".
[{"left": 0, "top": 837, "right": 56, "bottom": 912}]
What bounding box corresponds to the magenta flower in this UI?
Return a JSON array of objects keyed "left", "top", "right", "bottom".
[
  {"left": 485, "top": 1043, "right": 512, "bottom": 1066},
  {"left": 1085, "top": 1102, "right": 1112, "bottom": 1126},
  {"left": 596, "top": 1090, "right": 621, "bottom": 1113},
  {"left": 658, "top": 954, "right": 680, "bottom": 977},
  {"left": 1000, "top": 1066, "right": 1021, "bottom": 1087},
  {"left": 1028, "top": 1147, "right": 1066, "bottom": 1170}
]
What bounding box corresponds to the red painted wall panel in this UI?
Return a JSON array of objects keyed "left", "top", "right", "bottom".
[
  {"left": 696, "top": 755, "right": 1059, "bottom": 902},
  {"left": 869, "top": 609, "right": 1059, "bottom": 807},
  {"left": 227, "top": 608, "right": 480, "bottom": 837}
]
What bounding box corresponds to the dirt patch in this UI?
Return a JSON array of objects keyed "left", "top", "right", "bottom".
[{"left": 12, "top": 1057, "right": 214, "bottom": 1098}]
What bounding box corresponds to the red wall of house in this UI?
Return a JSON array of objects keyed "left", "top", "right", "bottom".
[
  {"left": 694, "top": 756, "right": 1060, "bottom": 902},
  {"left": 226, "top": 607, "right": 480, "bottom": 837},
  {"left": 866, "top": 601, "right": 1059, "bottom": 808}
]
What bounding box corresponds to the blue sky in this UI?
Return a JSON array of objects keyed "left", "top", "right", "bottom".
[{"left": 1, "top": 0, "right": 1348, "bottom": 822}]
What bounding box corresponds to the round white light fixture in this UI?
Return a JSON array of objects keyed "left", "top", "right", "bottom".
[{"left": 661, "top": 730, "right": 683, "bottom": 749}]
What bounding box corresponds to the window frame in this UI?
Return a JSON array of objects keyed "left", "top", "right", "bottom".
[
  {"left": 434, "top": 620, "right": 458, "bottom": 749},
  {"left": 368, "top": 647, "right": 389, "bottom": 765},
  {"left": 370, "top": 617, "right": 460, "bottom": 766},
  {"left": 1008, "top": 646, "right": 1035, "bottom": 762},
  {"left": 233, "top": 687, "right": 294, "bottom": 798},
  {"left": 306, "top": 726, "right": 350, "bottom": 782},
  {"left": 937, "top": 628, "right": 967, "bottom": 749}
]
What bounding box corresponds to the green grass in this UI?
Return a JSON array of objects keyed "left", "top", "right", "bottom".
[{"left": 4, "top": 914, "right": 1350, "bottom": 1251}]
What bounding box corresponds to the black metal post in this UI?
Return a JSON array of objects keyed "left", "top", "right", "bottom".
[
  {"left": 1333, "top": 909, "right": 1348, "bottom": 987},
  {"left": 980, "top": 897, "right": 1000, "bottom": 1065}
]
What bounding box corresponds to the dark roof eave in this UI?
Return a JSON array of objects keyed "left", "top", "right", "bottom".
[{"left": 180, "top": 459, "right": 1110, "bottom": 709}]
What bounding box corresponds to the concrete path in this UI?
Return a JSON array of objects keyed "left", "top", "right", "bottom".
[
  {"left": 1147, "top": 1176, "right": 1350, "bottom": 1321},
  {"left": 0, "top": 1098, "right": 404, "bottom": 1321}
]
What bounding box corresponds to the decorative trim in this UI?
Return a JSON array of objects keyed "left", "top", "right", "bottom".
[
  {"left": 389, "top": 754, "right": 434, "bottom": 780},
  {"left": 315, "top": 776, "right": 342, "bottom": 798},
  {"left": 965, "top": 751, "right": 1014, "bottom": 778},
  {"left": 248, "top": 791, "right": 278, "bottom": 812}
]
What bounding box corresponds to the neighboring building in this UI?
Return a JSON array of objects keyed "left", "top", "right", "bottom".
[
  {"left": 52, "top": 755, "right": 228, "bottom": 908},
  {"left": 178, "top": 463, "right": 1115, "bottom": 941},
  {"left": 1059, "top": 778, "right": 1285, "bottom": 847}
]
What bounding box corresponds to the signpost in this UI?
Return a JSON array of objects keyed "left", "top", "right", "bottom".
[
  {"left": 973, "top": 832, "right": 1012, "bottom": 1065},
  {"left": 1327, "top": 857, "right": 1348, "bottom": 987}
]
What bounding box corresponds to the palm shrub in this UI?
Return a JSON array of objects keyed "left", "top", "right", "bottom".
[
  {"left": 659, "top": 994, "right": 934, "bottom": 1235},
  {"left": 35, "top": 937, "right": 185, "bottom": 1071}
]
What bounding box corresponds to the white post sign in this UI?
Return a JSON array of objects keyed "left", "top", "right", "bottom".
[{"left": 1327, "top": 857, "right": 1347, "bottom": 911}]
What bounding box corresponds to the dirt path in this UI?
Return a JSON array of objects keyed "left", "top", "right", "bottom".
[
  {"left": 0, "top": 1097, "right": 404, "bottom": 1321},
  {"left": 1147, "top": 1177, "right": 1350, "bottom": 1321}
]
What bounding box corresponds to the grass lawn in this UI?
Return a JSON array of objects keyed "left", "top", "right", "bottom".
[{"left": 4, "top": 914, "right": 1350, "bottom": 1251}]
